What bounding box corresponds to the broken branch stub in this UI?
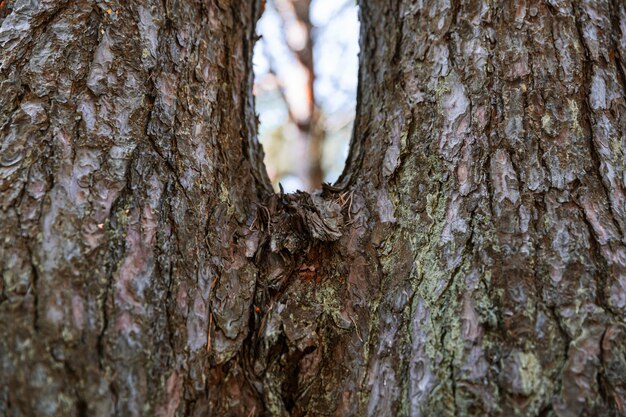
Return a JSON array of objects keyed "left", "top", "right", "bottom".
[{"left": 265, "top": 191, "right": 343, "bottom": 248}]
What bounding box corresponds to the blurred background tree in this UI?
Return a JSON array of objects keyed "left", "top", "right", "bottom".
[{"left": 253, "top": 0, "right": 359, "bottom": 192}]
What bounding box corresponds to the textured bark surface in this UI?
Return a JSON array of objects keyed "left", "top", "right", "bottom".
[{"left": 1, "top": 1, "right": 626, "bottom": 417}]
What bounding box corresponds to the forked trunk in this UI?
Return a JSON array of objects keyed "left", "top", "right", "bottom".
[{"left": 1, "top": 1, "right": 625, "bottom": 416}]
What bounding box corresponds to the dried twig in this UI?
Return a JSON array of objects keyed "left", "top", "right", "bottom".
[
  {"left": 349, "top": 314, "right": 363, "bottom": 343},
  {"left": 249, "top": 210, "right": 258, "bottom": 231},
  {"left": 210, "top": 276, "right": 218, "bottom": 293},
  {"left": 347, "top": 190, "right": 354, "bottom": 220},
  {"left": 343, "top": 218, "right": 357, "bottom": 227},
  {"left": 336, "top": 191, "right": 349, "bottom": 207},
  {"left": 206, "top": 311, "right": 213, "bottom": 353},
  {"left": 257, "top": 303, "right": 274, "bottom": 337}
]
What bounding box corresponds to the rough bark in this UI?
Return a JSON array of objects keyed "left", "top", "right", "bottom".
[
  {"left": 0, "top": 0, "right": 267, "bottom": 415},
  {"left": 1, "top": 1, "right": 626, "bottom": 417}
]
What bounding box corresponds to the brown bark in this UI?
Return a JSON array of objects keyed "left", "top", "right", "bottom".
[{"left": 1, "top": 1, "right": 626, "bottom": 417}]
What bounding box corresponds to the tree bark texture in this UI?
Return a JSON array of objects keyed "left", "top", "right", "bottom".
[{"left": 1, "top": 1, "right": 626, "bottom": 417}]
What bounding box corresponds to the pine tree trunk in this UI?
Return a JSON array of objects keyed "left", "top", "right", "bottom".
[{"left": 1, "top": 1, "right": 625, "bottom": 417}]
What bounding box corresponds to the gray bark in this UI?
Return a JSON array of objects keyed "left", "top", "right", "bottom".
[{"left": 1, "top": 1, "right": 626, "bottom": 416}]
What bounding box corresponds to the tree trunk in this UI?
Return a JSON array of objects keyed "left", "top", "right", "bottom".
[{"left": 1, "top": 1, "right": 625, "bottom": 416}]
